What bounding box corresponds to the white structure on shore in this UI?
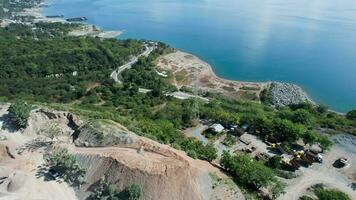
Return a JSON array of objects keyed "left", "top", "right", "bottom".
[{"left": 210, "top": 123, "right": 224, "bottom": 133}]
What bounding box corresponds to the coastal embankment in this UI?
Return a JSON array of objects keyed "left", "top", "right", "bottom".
[
  {"left": 18, "top": 1, "right": 314, "bottom": 107},
  {"left": 156, "top": 51, "right": 312, "bottom": 106}
]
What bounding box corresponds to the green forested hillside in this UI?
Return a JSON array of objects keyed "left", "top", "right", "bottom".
[
  {"left": 0, "top": 23, "right": 143, "bottom": 102},
  {"left": 1, "top": 22, "right": 356, "bottom": 199}
]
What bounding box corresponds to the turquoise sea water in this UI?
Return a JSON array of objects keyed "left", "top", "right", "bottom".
[{"left": 43, "top": 0, "right": 356, "bottom": 112}]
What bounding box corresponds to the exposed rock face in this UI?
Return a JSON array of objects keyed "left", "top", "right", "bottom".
[
  {"left": 37, "top": 109, "right": 82, "bottom": 130},
  {"left": 0, "top": 144, "right": 12, "bottom": 161},
  {"left": 15, "top": 108, "right": 82, "bottom": 138},
  {"left": 269, "top": 82, "right": 312, "bottom": 107},
  {"left": 73, "top": 121, "right": 133, "bottom": 147}
]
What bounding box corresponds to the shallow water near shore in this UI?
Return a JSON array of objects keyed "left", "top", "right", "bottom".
[{"left": 43, "top": 0, "right": 356, "bottom": 112}]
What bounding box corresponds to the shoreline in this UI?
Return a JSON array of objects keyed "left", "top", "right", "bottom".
[
  {"left": 21, "top": 2, "right": 123, "bottom": 38},
  {"left": 166, "top": 49, "right": 347, "bottom": 115},
  {"left": 13, "top": 0, "right": 342, "bottom": 112},
  {"left": 156, "top": 50, "right": 316, "bottom": 106}
]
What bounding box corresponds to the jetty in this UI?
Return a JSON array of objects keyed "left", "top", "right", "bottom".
[
  {"left": 66, "top": 17, "right": 87, "bottom": 22},
  {"left": 46, "top": 15, "right": 64, "bottom": 18}
]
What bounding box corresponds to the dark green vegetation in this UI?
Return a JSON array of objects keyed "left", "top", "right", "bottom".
[
  {"left": 220, "top": 152, "right": 285, "bottom": 199},
  {"left": 0, "top": 23, "right": 143, "bottom": 103},
  {"left": 7, "top": 100, "right": 32, "bottom": 128},
  {"left": 346, "top": 110, "right": 356, "bottom": 120},
  {"left": 46, "top": 148, "right": 86, "bottom": 186},
  {"left": 199, "top": 97, "right": 353, "bottom": 151},
  {"left": 314, "top": 188, "right": 351, "bottom": 200},
  {"left": 222, "top": 134, "right": 236, "bottom": 147},
  {"left": 202, "top": 128, "right": 222, "bottom": 139},
  {"left": 301, "top": 185, "right": 352, "bottom": 200},
  {"left": 299, "top": 196, "right": 314, "bottom": 200},
  {"left": 260, "top": 89, "right": 356, "bottom": 137},
  {"left": 0, "top": 22, "right": 79, "bottom": 39},
  {"left": 0, "top": 23, "right": 217, "bottom": 162},
  {"left": 89, "top": 177, "right": 141, "bottom": 200}
]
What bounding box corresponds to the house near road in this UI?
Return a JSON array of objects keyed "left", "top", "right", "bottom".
[{"left": 210, "top": 123, "right": 224, "bottom": 133}]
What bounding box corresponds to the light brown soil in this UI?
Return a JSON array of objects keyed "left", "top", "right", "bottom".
[
  {"left": 0, "top": 104, "right": 77, "bottom": 200},
  {"left": 155, "top": 51, "right": 268, "bottom": 101},
  {"left": 68, "top": 134, "right": 245, "bottom": 200}
]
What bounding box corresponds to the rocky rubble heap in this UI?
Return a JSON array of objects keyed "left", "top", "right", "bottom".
[{"left": 270, "top": 82, "right": 312, "bottom": 107}]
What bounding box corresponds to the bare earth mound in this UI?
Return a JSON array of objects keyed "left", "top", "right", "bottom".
[{"left": 69, "top": 133, "right": 244, "bottom": 200}]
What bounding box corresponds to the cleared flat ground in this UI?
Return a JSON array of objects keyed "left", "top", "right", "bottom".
[{"left": 279, "top": 134, "right": 356, "bottom": 200}]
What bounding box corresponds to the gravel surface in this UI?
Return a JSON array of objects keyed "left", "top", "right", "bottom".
[
  {"left": 270, "top": 82, "right": 312, "bottom": 107},
  {"left": 279, "top": 133, "right": 356, "bottom": 200}
]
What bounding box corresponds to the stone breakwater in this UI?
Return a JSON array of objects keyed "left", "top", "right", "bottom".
[{"left": 270, "top": 82, "right": 312, "bottom": 107}]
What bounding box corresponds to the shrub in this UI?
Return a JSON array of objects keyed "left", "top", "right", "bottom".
[
  {"left": 7, "top": 100, "right": 32, "bottom": 128},
  {"left": 89, "top": 178, "right": 119, "bottom": 200},
  {"left": 187, "top": 150, "right": 198, "bottom": 159},
  {"left": 260, "top": 88, "right": 273, "bottom": 105},
  {"left": 317, "top": 135, "right": 333, "bottom": 151},
  {"left": 122, "top": 184, "right": 141, "bottom": 200},
  {"left": 267, "top": 155, "right": 282, "bottom": 169},
  {"left": 314, "top": 187, "right": 351, "bottom": 200},
  {"left": 222, "top": 134, "right": 236, "bottom": 147},
  {"left": 299, "top": 195, "right": 314, "bottom": 200},
  {"left": 202, "top": 128, "right": 220, "bottom": 139},
  {"left": 47, "top": 148, "right": 86, "bottom": 186},
  {"left": 346, "top": 110, "right": 356, "bottom": 120},
  {"left": 316, "top": 105, "right": 328, "bottom": 114},
  {"left": 89, "top": 177, "right": 141, "bottom": 200},
  {"left": 291, "top": 109, "right": 315, "bottom": 126}
]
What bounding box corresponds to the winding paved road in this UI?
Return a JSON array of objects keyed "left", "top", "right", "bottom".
[{"left": 110, "top": 44, "right": 155, "bottom": 83}]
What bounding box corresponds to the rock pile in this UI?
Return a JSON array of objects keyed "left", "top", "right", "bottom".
[{"left": 270, "top": 82, "right": 312, "bottom": 107}]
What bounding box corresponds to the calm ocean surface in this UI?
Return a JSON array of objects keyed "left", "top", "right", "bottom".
[{"left": 44, "top": 0, "right": 356, "bottom": 112}]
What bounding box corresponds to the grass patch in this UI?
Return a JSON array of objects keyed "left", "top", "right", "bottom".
[{"left": 222, "top": 86, "right": 236, "bottom": 92}]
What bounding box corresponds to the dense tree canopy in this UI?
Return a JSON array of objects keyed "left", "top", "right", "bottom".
[
  {"left": 220, "top": 151, "right": 285, "bottom": 199},
  {"left": 0, "top": 23, "right": 143, "bottom": 102}
]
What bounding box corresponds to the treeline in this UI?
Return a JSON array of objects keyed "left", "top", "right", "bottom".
[
  {"left": 0, "top": 22, "right": 79, "bottom": 39},
  {"left": 221, "top": 152, "right": 285, "bottom": 199},
  {"left": 200, "top": 96, "right": 355, "bottom": 150}
]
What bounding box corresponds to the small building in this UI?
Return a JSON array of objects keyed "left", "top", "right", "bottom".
[{"left": 210, "top": 123, "right": 224, "bottom": 133}]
